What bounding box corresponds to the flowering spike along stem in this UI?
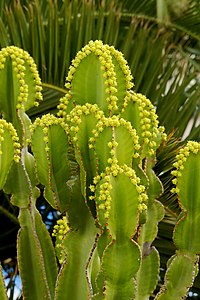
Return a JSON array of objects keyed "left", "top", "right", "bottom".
[
  {"left": 0, "top": 119, "right": 20, "bottom": 188},
  {"left": 157, "top": 141, "right": 200, "bottom": 298},
  {"left": 0, "top": 46, "right": 42, "bottom": 114},
  {"left": 90, "top": 115, "right": 140, "bottom": 174},
  {"left": 107, "top": 45, "right": 134, "bottom": 103},
  {"left": 67, "top": 104, "right": 105, "bottom": 200},
  {"left": 57, "top": 40, "right": 133, "bottom": 117},
  {"left": 91, "top": 164, "right": 147, "bottom": 299},
  {"left": 94, "top": 164, "right": 147, "bottom": 228},
  {"left": 31, "top": 114, "right": 72, "bottom": 212},
  {"left": 0, "top": 119, "right": 37, "bottom": 209},
  {"left": 171, "top": 141, "right": 200, "bottom": 253},
  {"left": 121, "top": 92, "right": 166, "bottom": 159},
  {"left": 0, "top": 46, "right": 42, "bottom": 149},
  {"left": 52, "top": 216, "right": 70, "bottom": 265}
]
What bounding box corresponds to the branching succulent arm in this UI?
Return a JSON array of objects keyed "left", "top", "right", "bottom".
[
  {"left": 0, "top": 41, "right": 199, "bottom": 300},
  {"left": 156, "top": 141, "right": 200, "bottom": 299},
  {"left": 0, "top": 46, "right": 57, "bottom": 300}
]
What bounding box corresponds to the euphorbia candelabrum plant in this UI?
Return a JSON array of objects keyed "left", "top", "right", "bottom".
[{"left": 0, "top": 41, "right": 199, "bottom": 300}]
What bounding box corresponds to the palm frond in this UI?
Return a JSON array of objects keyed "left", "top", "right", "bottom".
[
  {"left": 118, "top": 19, "right": 200, "bottom": 139},
  {"left": 119, "top": 0, "right": 157, "bottom": 17},
  {"left": 119, "top": 0, "right": 200, "bottom": 41},
  {"left": 169, "top": 0, "right": 200, "bottom": 41}
]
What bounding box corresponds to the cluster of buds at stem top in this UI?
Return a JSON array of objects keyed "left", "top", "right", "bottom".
[
  {"left": 89, "top": 114, "right": 140, "bottom": 159},
  {"left": 106, "top": 44, "right": 134, "bottom": 90},
  {"left": 57, "top": 40, "right": 134, "bottom": 116},
  {"left": 122, "top": 92, "right": 166, "bottom": 157},
  {"left": 66, "top": 104, "right": 105, "bottom": 143},
  {"left": 0, "top": 119, "right": 21, "bottom": 163},
  {"left": 90, "top": 164, "right": 148, "bottom": 219},
  {"left": 0, "top": 46, "right": 42, "bottom": 109},
  {"left": 171, "top": 141, "right": 200, "bottom": 194},
  {"left": 30, "top": 114, "right": 69, "bottom": 153},
  {"left": 52, "top": 216, "right": 70, "bottom": 264}
]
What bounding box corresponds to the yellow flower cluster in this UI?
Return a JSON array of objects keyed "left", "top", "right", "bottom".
[
  {"left": 171, "top": 141, "right": 200, "bottom": 194},
  {"left": 122, "top": 165, "right": 148, "bottom": 211},
  {"left": 90, "top": 115, "right": 140, "bottom": 158},
  {"left": 67, "top": 104, "right": 105, "bottom": 144},
  {"left": 0, "top": 46, "right": 42, "bottom": 109},
  {"left": 90, "top": 171, "right": 113, "bottom": 219},
  {"left": 58, "top": 40, "right": 136, "bottom": 117},
  {"left": 30, "top": 114, "right": 68, "bottom": 153},
  {"left": 97, "top": 179, "right": 113, "bottom": 219},
  {"left": 57, "top": 94, "right": 71, "bottom": 117},
  {"left": 123, "top": 92, "right": 166, "bottom": 156},
  {"left": 70, "top": 40, "right": 117, "bottom": 110},
  {"left": 52, "top": 216, "right": 69, "bottom": 240},
  {"left": 52, "top": 216, "right": 69, "bottom": 264},
  {"left": 107, "top": 45, "right": 134, "bottom": 90},
  {"left": 0, "top": 119, "right": 21, "bottom": 162},
  {"left": 90, "top": 163, "right": 148, "bottom": 219}
]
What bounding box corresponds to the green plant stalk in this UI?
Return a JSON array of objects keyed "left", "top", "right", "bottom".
[
  {"left": 55, "top": 210, "right": 97, "bottom": 300},
  {"left": 135, "top": 158, "right": 164, "bottom": 299}
]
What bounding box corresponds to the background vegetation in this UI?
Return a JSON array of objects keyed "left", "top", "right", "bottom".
[{"left": 0, "top": 0, "right": 199, "bottom": 298}]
